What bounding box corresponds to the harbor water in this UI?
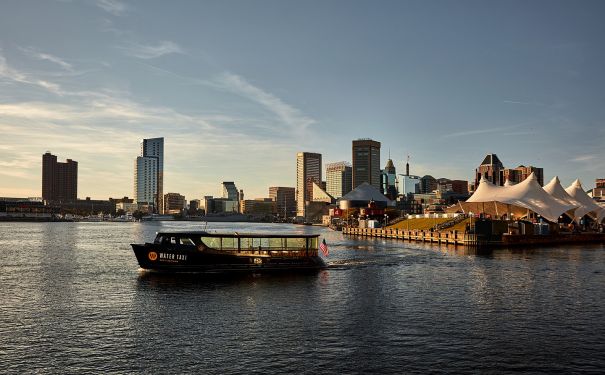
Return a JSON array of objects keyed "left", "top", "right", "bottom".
[{"left": 1, "top": 222, "right": 604, "bottom": 373}]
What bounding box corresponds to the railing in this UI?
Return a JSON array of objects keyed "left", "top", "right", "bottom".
[
  {"left": 212, "top": 247, "right": 318, "bottom": 257},
  {"left": 342, "top": 227, "right": 479, "bottom": 246},
  {"left": 433, "top": 214, "right": 468, "bottom": 231},
  {"left": 343, "top": 226, "right": 605, "bottom": 247}
]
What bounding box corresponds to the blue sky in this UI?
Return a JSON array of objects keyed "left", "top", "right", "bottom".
[{"left": 1, "top": 0, "right": 604, "bottom": 199}]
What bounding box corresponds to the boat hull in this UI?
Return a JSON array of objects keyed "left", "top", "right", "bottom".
[{"left": 131, "top": 243, "right": 326, "bottom": 273}]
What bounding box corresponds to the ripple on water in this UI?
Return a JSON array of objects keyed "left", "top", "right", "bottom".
[{"left": 0, "top": 222, "right": 604, "bottom": 373}]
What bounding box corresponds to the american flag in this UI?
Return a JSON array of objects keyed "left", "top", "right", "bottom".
[{"left": 319, "top": 239, "right": 329, "bottom": 257}]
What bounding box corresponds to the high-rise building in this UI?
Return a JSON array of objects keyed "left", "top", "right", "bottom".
[
  {"left": 42, "top": 152, "right": 77, "bottom": 203},
  {"left": 326, "top": 162, "right": 352, "bottom": 199},
  {"left": 419, "top": 175, "right": 438, "bottom": 194},
  {"left": 296, "top": 152, "right": 322, "bottom": 218},
  {"left": 474, "top": 154, "right": 544, "bottom": 188},
  {"left": 269, "top": 187, "right": 296, "bottom": 219},
  {"left": 134, "top": 156, "right": 157, "bottom": 207},
  {"left": 222, "top": 182, "right": 239, "bottom": 201},
  {"left": 475, "top": 153, "right": 504, "bottom": 187},
  {"left": 381, "top": 158, "right": 397, "bottom": 199},
  {"left": 352, "top": 139, "right": 381, "bottom": 190},
  {"left": 501, "top": 165, "right": 544, "bottom": 186},
  {"left": 134, "top": 137, "right": 164, "bottom": 213},
  {"left": 397, "top": 175, "right": 420, "bottom": 195},
  {"left": 594, "top": 179, "right": 605, "bottom": 201}
]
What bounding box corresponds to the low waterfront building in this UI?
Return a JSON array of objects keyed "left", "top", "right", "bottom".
[
  {"left": 115, "top": 202, "right": 139, "bottom": 213},
  {"left": 269, "top": 187, "right": 296, "bottom": 219},
  {"left": 240, "top": 198, "right": 275, "bottom": 217},
  {"left": 164, "top": 193, "right": 186, "bottom": 214},
  {"left": 55, "top": 197, "right": 114, "bottom": 215},
  {"left": 188, "top": 199, "right": 201, "bottom": 215},
  {"left": 0, "top": 197, "right": 55, "bottom": 219},
  {"left": 203, "top": 196, "right": 239, "bottom": 215},
  {"left": 339, "top": 182, "right": 391, "bottom": 210}
]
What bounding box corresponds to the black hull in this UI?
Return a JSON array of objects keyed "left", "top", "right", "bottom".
[{"left": 131, "top": 244, "right": 326, "bottom": 273}]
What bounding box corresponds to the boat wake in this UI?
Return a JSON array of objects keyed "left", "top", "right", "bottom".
[{"left": 327, "top": 257, "right": 405, "bottom": 269}]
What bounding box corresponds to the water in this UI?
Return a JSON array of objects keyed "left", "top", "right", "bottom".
[{"left": 1, "top": 222, "right": 604, "bottom": 374}]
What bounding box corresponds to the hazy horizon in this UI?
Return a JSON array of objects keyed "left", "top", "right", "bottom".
[{"left": 1, "top": 0, "right": 604, "bottom": 200}]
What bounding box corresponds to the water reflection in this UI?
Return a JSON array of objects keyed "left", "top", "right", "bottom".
[
  {"left": 136, "top": 269, "right": 321, "bottom": 290},
  {"left": 2, "top": 222, "right": 605, "bottom": 373}
]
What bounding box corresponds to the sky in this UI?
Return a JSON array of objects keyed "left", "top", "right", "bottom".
[{"left": 1, "top": 0, "right": 604, "bottom": 200}]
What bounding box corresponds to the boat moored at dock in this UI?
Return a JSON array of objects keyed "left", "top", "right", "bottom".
[{"left": 131, "top": 231, "right": 326, "bottom": 272}]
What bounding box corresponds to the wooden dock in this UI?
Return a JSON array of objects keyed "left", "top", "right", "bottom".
[
  {"left": 342, "top": 227, "right": 605, "bottom": 248},
  {"left": 343, "top": 227, "right": 480, "bottom": 246}
]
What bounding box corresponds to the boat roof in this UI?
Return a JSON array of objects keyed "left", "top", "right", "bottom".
[{"left": 155, "top": 231, "right": 320, "bottom": 238}]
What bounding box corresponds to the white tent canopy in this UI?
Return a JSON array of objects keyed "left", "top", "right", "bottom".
[
  {"left": 599, "top": 203, "right": 605, "bottom": 223},
  {"left": 543, "top": 176, "right": 586, "bottom": 222},
  {"left": 565, "top": 179, "right": 604, "bottom": 223},
  {"left": 503, "top": 179, "right": 515, "bottom": 187},
  {"left": 463, "top": 173, "right": 578, "bottom": 222}
]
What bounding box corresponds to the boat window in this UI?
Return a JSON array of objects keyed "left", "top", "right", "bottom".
[
  {"left": 180, "top": 237, "right": 194, "bottom": 246},
  {"left": 154, "top": 236, "right": 164, "bottom": 244},
  {"left": 240, "top": 237, "right": 252, "bottom": 250},
  {"left": 200, "top": 236, "right": 221, "bottom": 249},
  {"left": 308, "top": 237, "right": 318, "bottom": 249},
  {"left": 286, "top": 237, "right": 306, "bottom": 250},
  {"left": 170, "top": 237, "right": 178, "bottom": 245},
  {"left": 268, "top": 238, "right": 286, "bottom": 248},
  {"left": 221, "top": 237, "right": 237, "bottom": 250}
]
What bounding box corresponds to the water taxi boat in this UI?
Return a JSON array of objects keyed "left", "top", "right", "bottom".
[{"left": 131, "top": 231, "right": 326, "bottom": 272}]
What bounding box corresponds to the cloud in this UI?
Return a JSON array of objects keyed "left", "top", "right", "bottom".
[
  {"left": 441, "top": 122, "right": 532, "bottom": 139},
  {"left": 0, "top": 50, "right": 65, "bottom": 95},
  {"left": 216, "top": 72, "right": 316, "bottom": 132},
  {"left": 0, "top": 50, "right": 311, "bottom": 199},
  {"left": 95, "top": 0, "right": 128, "bottom": 16},
  {"left": 121, "top": 41, "right": 184, "bottom": 59},
  {"left": 19, "top": 47, "right": 73, "bottom": 71},
  {"left": 502, "top": 100, "right": 547, "bottom": 107},
  {"left": 571, "top": 155, "right": 596, "bottom": 162}
]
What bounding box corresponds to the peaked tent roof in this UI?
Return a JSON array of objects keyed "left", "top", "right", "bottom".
[
  {"left": 464, "top": 173, "right": 577, "bottom": 222},
  {"left": 340, "top": 182, "right": 389, "bottom": 202},
  {"left": 543, "top": 176, "right": 586, "bottom": 221},
  {"left": 599, "top": 203, "right": 605, "bottom": 223},
  {"left": 565, "top": 179, "right": 604, "bottom": 222}
]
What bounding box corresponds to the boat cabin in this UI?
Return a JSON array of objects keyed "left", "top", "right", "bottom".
[{"left": 152, "top": 231, "right": 320, "bottom": 257}]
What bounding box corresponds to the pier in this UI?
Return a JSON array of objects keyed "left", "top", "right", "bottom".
[{"left": 342, "top": 227, "right": 605, "bottom": 248}]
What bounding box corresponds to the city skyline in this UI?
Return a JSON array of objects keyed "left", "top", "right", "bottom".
[{"left": 1, "top": 1, "right": 604, "bottom": 200}]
